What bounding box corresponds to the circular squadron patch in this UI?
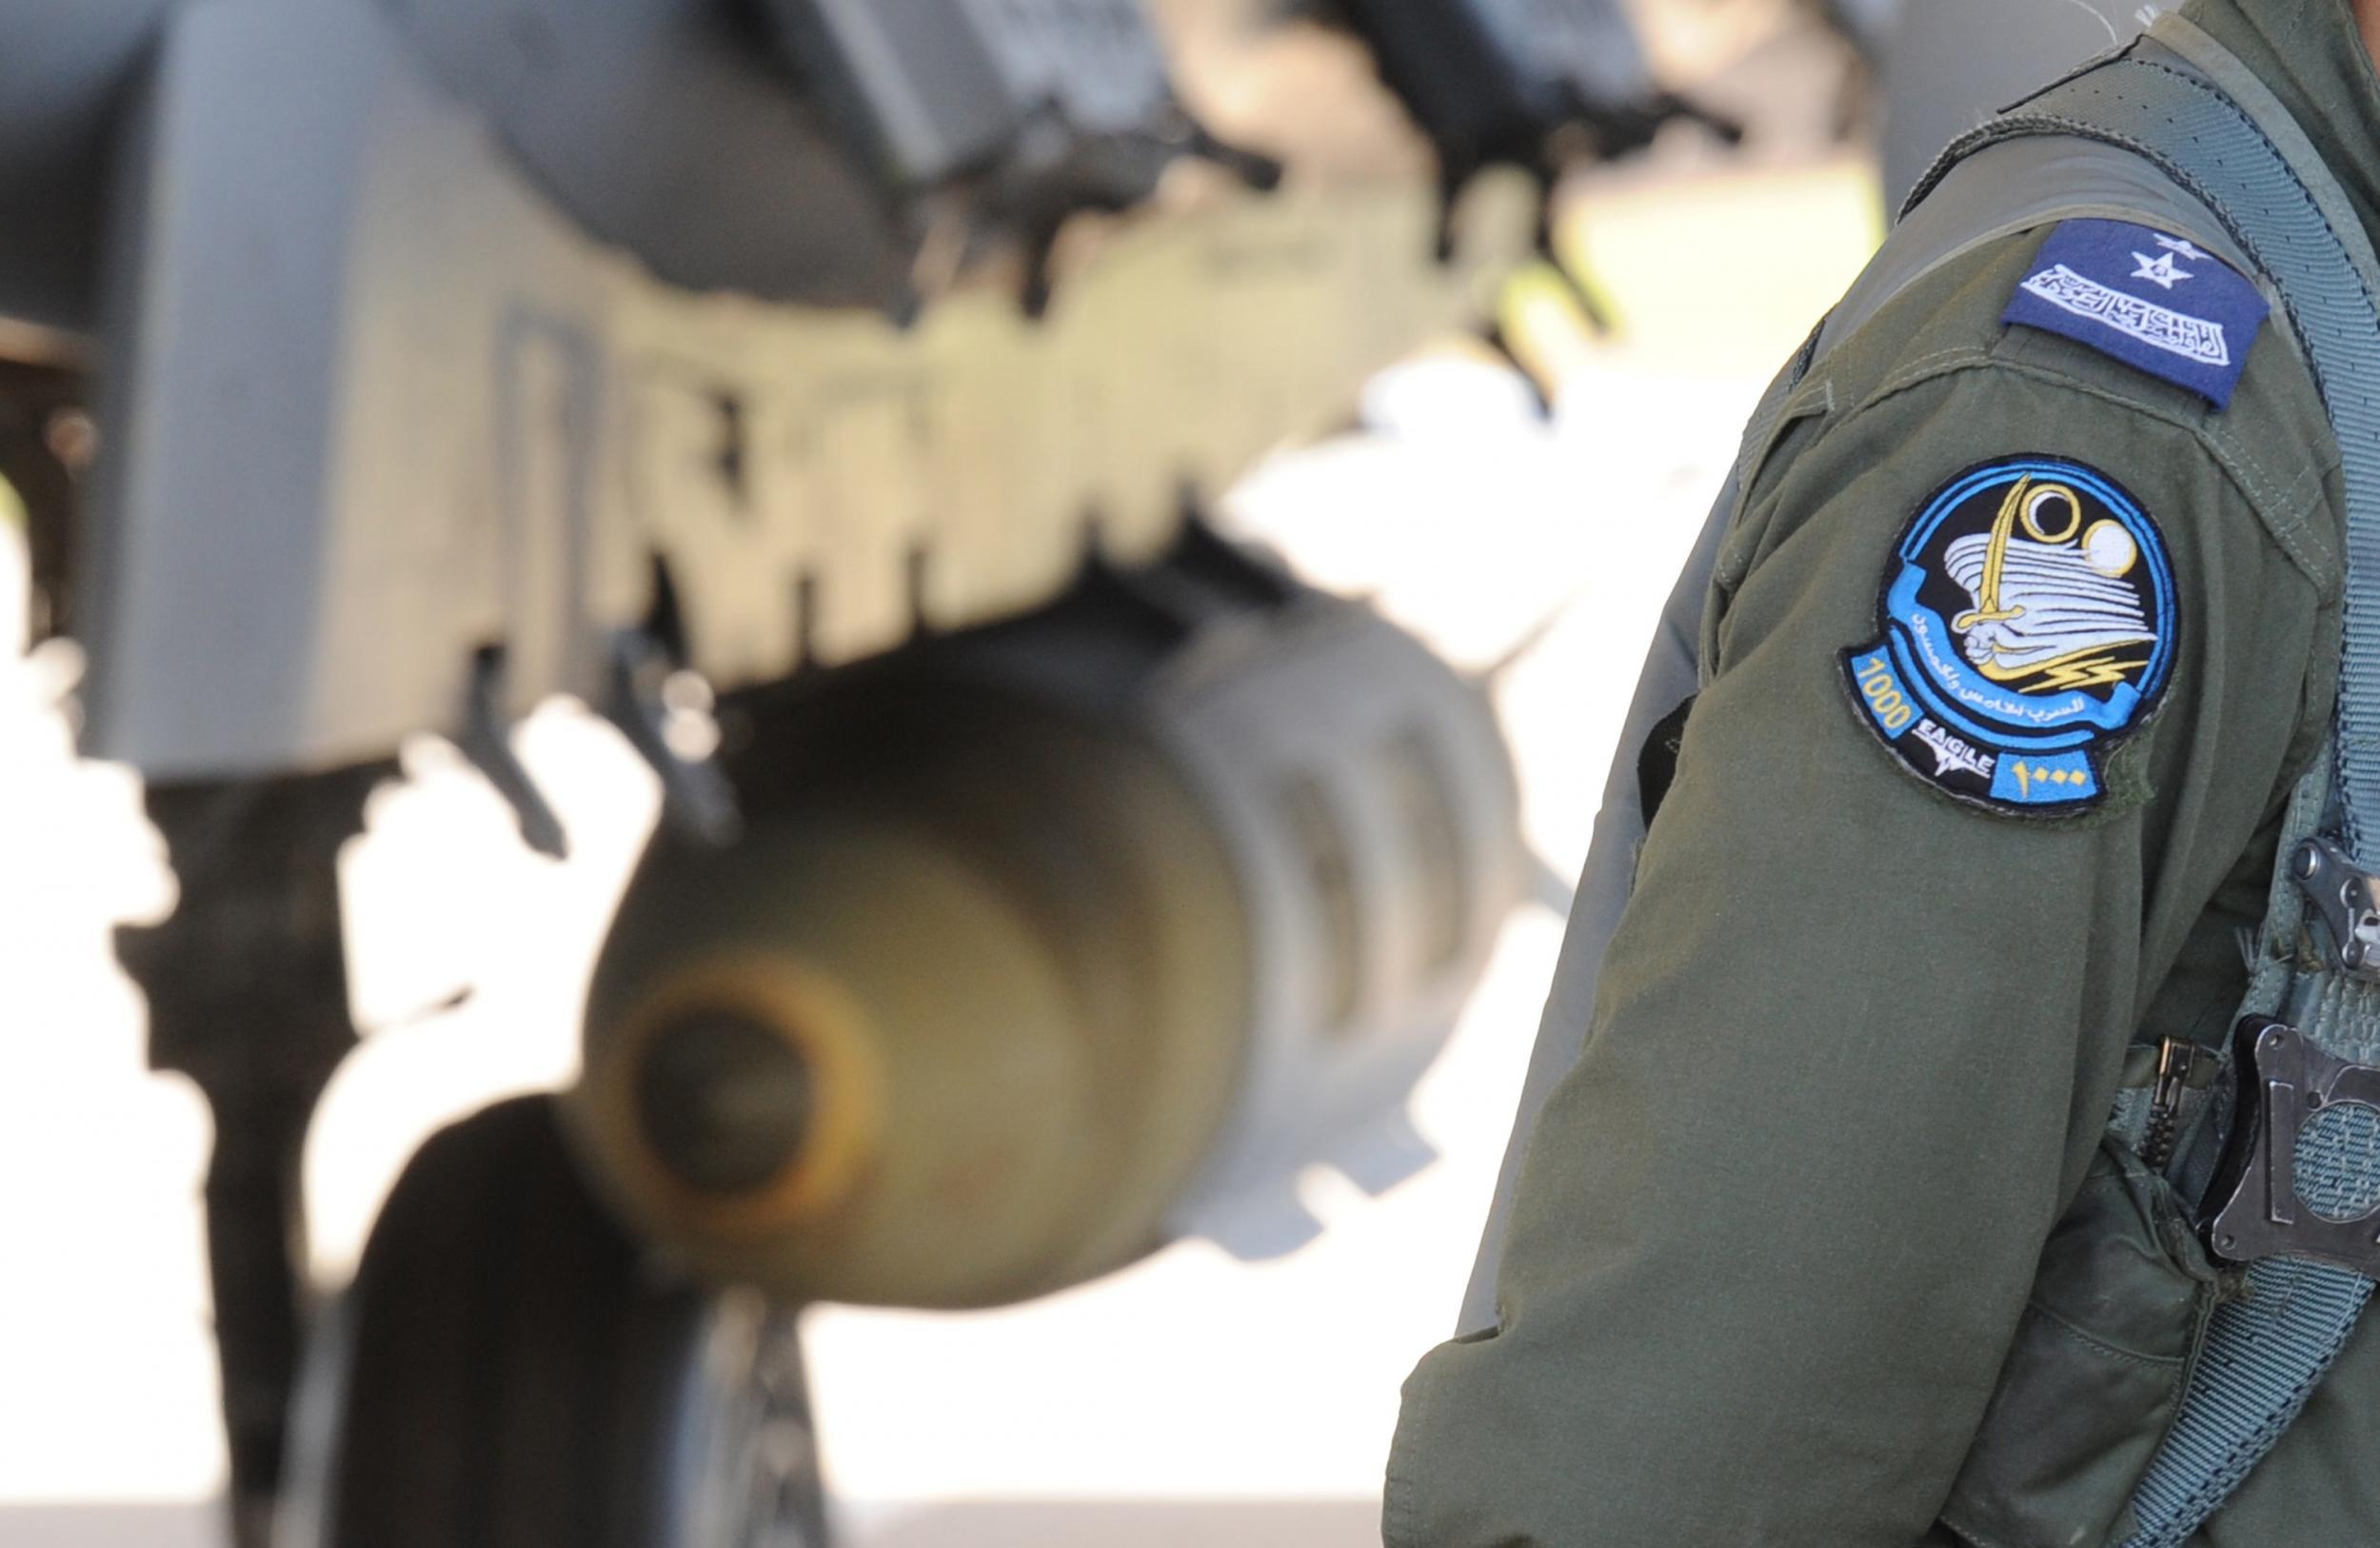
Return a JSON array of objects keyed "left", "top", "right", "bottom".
[{"left": 1840, "top": 457, "right": 2176, "bottom": 815}]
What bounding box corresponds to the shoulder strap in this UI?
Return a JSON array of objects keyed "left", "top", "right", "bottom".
[
  {"left": 1919, "top": 22, "right": 2380, "bottom": 1544},
  {"left": 1846, "top": 133, "right": 2252, "bottom": 355}
]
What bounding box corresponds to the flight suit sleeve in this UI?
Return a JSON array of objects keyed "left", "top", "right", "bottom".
[{"left": 1384, "top": 331, "right": 2337, "bottom": 1545}]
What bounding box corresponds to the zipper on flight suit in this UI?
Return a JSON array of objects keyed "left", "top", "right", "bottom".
[{"left": 2140, "top": 1037, "right": 2208, "bottom": 1173}]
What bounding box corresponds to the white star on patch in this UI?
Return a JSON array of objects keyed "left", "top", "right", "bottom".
[
  {"left": 2155, "top": 234, "right": 2212, "bottom": 262},
  {"left": 2132, "top": 250, "right": 2194, "bottom": 289}
]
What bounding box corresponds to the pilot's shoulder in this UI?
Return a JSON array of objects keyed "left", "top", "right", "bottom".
[
  {"left": 1810, "top": 217, "right": 2336, "bottom": 582},
  {"left": 1832, "top": 216, "right": 2296, "bottom": 415}
]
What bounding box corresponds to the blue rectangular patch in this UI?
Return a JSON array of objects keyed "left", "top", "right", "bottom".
[
  {"left": 1991, "top": 749, "right": 2098, "bottom": 807},
  {"left": 2001, "top": 218, "right": 2269, "bottom": 408}
]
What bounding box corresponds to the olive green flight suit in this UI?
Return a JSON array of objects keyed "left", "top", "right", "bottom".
[{"left": 1385, "top": 2, "right": 2380, "bottom": 1542}]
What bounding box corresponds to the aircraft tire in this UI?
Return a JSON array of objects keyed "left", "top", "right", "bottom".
[{"left": 275, "top": 1095, "right": 830, "bottom": 1548}]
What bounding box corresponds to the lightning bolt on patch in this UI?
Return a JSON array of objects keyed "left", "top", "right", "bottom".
[{"left": 1840, "top": 456, "right": 2177, "bottom": 817}]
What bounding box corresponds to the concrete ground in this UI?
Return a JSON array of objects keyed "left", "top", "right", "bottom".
[{"left": 0, "top": 145, "right": 1877, "bottom": 1547}]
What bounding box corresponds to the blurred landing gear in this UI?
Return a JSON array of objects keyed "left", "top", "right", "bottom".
[
  {"left": 115, "top": 765, "right": 392, "bottom": 1548},
  {"left": 121, "top": 766, "right": 831, "bottom": 1548},
  {"left": 278, "top": 1098, "right": 829, "bottom": 1548}
]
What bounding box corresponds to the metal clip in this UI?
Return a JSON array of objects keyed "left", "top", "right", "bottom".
[
  {"left": 459, "top": 646, "right": 568, "bottom": 860},
  {"left": 604, "top": 629, "right": 743, "bottom": 850},
  {"left": 2291, "top": 837, "right": 2380, "bottom": 979},
  {"left": 2208, "top": 1017, "right": 2380, "bottom": 1275}
]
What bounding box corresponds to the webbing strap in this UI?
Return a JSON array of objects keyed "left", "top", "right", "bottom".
[
  {"left": 1913, "top": 24, "right": 2380, "bottom": 1545},
  {"left": 2126, "top": 1260, "right": 2370, "bottom": 1545}
]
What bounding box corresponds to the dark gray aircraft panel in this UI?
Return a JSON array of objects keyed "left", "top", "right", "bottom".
[
  {"left": 379, "top": 0, "right": 916, "bottom": 310},
  {"left": 0, "top": 0, "right": 171, "bottom": 329}
]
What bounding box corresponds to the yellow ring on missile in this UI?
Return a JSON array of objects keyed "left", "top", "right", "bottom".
[{"left": 592, "top": 953, "right": 886, "bottom": 1239}]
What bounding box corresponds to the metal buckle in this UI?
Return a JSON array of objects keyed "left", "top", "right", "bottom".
[
  {"left": 2208, "top": 1017, "right": 2380, "bottom": 1275},
  {"left": 2290, "top": 837, "right": 2380, "bottom": 979}
]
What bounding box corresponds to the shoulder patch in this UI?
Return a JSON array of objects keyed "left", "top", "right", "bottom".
[
  {"left": 2003, "top": 218, "right": 2269, "bottom": 407},
  {"left": 1840, "top": 457, "right": 2177, "bottom": 817}
]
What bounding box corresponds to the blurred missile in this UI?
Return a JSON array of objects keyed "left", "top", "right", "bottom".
[{"left": 564, "top": 525, "right": 1526, "bottom": 1307}]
